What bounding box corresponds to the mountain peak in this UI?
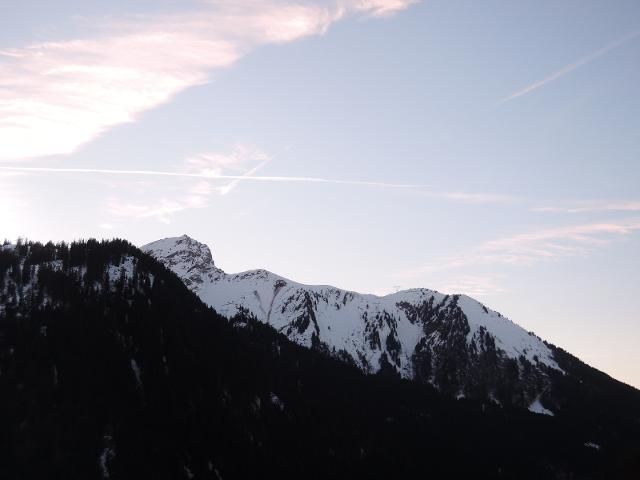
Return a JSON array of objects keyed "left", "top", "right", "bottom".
[{"left": 142, "top": 235, "right": 223, "bottom": 291}]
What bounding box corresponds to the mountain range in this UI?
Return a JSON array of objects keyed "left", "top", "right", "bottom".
[
  {"left": 1, "top": 237, "right": 639, "bottom": 478},
  {"left": 142, "top": 235, "right": 583, "bottom": 414}
]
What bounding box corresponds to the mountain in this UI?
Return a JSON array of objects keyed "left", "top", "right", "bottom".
[
  {"left": 2, "top": 238, "right": 639, "bottom": 479},
  {"left": 142, "top": 235, "right": 563, "bottom": 412}
]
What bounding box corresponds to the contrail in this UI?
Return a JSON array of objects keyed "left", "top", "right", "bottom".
[
  {"left": 218, "top": 157, "right": 272, "bottom": 195},
  {"left": 0, "top": 165, "right": 426, "bottom": 189},
  {"left": 216, "top": 144, "right": 294, "bottom": 195},
  {"left": 502, "top": 29, "right": 640, "bottom": 103}
]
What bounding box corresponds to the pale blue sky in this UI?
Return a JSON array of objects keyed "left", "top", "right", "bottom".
[{"left": 1, "top": 1, "right": 639, "bottom": 387}]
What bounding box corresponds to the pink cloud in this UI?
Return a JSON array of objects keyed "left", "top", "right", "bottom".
[
  {"left": 409, "top": 219, "right": 640, "bottom": 274},
  {"left": 0, "top": 0, "right": 416, "bottom": 160},
  {"left": 532, "top": 200, "right": 640, "bottom": 214}
]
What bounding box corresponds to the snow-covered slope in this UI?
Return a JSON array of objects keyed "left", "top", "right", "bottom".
[{"left": 143, "top": 235, "right": 561, "bottom": 410}]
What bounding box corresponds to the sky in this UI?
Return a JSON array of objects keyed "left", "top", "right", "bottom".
[{"left": 1, "top": 0, "right": 639, "bottom": 388}]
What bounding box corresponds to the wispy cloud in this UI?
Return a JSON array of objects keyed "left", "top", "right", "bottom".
[
  {"left": 417, "top": 191, "right": 520, "bottom": 205},
  {"left": 182, "top": 144, "right": 274, "bottom": 195},
  {"left": 105, "top": 197, "right": 201, "bottom": 224},
  {"left": 92, "top": 141, "right": 428, "bottom": 223},
  {"left": 102, "top": 144, "right": 273, "bottom": 222},
  {"left": 532, "top": 200, "right": 640, "bottom": 214},
  {"left": 437, "top": 274, "right": 507, "bottom": 297},
  {"left": 501, "top": 29, "right": 640, "bottom": 103},
  {"left": 183, "top": 145, "right": 271, "bottom": 176},
  {"left": 409, "top": 219, "right": 640, "bottom": 274},
  {"left": 0, "top": 0, "right": 417, "bottom": 160},
  {"left": 345, "top": 0, "right": 419, "bottom": 17}
]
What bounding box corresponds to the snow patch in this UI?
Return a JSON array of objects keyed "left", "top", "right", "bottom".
[
  {"left": 130, "top": 359, "right": 142, "bottom": 387},
  {"left": 528, "top": 397, "right": 554, "bottom": 416}
]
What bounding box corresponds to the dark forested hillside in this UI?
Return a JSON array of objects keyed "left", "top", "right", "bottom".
[{"left": 0, "top": 239, "right": 638, "bottom": 479}]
